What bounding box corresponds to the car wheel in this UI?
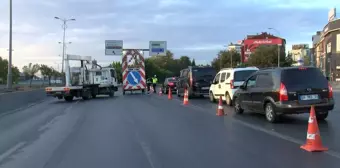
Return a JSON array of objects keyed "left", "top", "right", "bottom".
[
  {"left": 265, "top": 103, "right": 278, "bottom": 123},
  {"left": 225, "top": 93, "right": 232, "bottom": 106},
  {"left": 209, "top": 91, "right": 216, "bottom": 102},
  {"left": 316, "top": 111, "right": 328, "bottom": 120},
  {"left": 234, "top": 97, "right": 244, "bottom": 114}
]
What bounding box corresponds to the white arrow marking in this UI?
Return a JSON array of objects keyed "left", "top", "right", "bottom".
[{"left": 130, "top": 72, "right": 139, "bottom": 83}]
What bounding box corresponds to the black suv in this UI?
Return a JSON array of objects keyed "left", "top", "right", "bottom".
[
  {"left": 177, "top": 66, "right": 216, "bottom": 98},
  {"left": 232, "top": 66, "right": 334, "bottom": 123}
]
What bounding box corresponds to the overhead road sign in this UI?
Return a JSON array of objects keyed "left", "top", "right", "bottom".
[
  {"left": 149, "top": 41, "right": 167, "bottom": 56},
  {"left": 105, "top": 40, "right": 123, "bottom": 55}
]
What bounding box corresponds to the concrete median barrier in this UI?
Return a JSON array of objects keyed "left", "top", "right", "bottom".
[{"left": 0, "top": 89, "right": 47, "bottom": 115}]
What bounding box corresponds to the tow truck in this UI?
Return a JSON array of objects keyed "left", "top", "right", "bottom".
[{"left": 45, "top": 54, "right": 118, "bottom": 101}]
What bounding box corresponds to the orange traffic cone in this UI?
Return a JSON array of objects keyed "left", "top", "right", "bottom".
[
  {"left": 300, "top": 105, "right": 328, "bottom": 152},
  {"left": 159, "top": 88, "right": 162, "bottom": 96},
  {"left": 150, "top": 86, "right": 154, "bottom": 94},
  {"left": 168, "top": 87, "right": 172, "bottom": 100},
  {"left": 183, "top": 89, "right": 189, "bottom": 105},
  {"left": 216, "top": 96, "right": 224, "bottom": 116}
]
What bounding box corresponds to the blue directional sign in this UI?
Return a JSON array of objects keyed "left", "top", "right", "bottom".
[
  {"left": 151, "top": 48, "right": 164, "bottom": 53},
  {"left": 127, "top": 71, "right": 142, "bottom": 86}
]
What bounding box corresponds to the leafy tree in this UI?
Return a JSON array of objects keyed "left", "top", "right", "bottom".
[
  {"left": 40, "top": 64, "right": 54, "bottom": 86},
  {"left": 247, "top": 45, "right": 292, "bottom": 68},
  {"left": 0, "top": 56, "right": 20, "bottom": 84},
  {"left": 191, "top": 59, "right": 196, "bottom": 66},
  {"left": 22, "top": 63, "right": 40, "bottom": 87},
  {"left": 211, "top": 50, "right": 241, "bottom": 71},
  {"left": 111, "top": 61, "right": 122, "bottom": 83}
]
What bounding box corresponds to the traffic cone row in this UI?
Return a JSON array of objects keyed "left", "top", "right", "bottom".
[{"left": 300, "top": 105, "right": 328, "bottom": 152}]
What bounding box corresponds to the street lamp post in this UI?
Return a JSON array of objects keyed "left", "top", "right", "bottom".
[
  {"left": 268, "top": 28, "right": 281, "bottom": 67},
  {"left": 54, "top": 17, "right": 75, "bottom": 73},
  {"left": 7, "top": 0, "right": 13, "bottom": 90}
]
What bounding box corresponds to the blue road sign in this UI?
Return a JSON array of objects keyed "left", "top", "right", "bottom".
[
  {"left": 151, "top": 48, "right": 164, "bottom": 53},
  {"left": 127, "top": 71, "right": 142, "bottom": 86}
]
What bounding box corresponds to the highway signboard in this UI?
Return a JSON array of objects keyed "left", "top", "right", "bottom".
[
  {"left": 149, "top": 41, "right": 167, "bottom": 56},
  {"left": 105, "top": 40, "right": 123, "bottom": 55}
]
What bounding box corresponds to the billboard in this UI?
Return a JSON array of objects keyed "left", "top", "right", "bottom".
[
  {"left": 292, "top": 44, "right": 309, "bottom": 50},
  {"left": 149, "top": 41, "right": 167, "bottom": 56},
  {"left": 242, "top": 38, "right": 282, "bottom": 62},
  {"left": 105, "top": 40, "right": 123, "bottom": 55}
]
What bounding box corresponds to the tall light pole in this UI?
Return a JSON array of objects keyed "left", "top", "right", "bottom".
[
  {"left": 7, "top": 0, "right": 13, "bottom": 90},
  {"left": 268, "top": 28, "right": 281, "bottom": 67},
  {"left": 54, "top": 17, "right": 75, "bottom": 73}
]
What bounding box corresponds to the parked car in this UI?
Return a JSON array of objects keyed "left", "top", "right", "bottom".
[
  {"left": 177, "top": 66, "right": 216, "bottom": 98},
  {"left": 162, "top": 77, "right": 178, "bottom": 94},
  {"left": 232, "top": 66, "right": 334, "bottom": 123},
  {"left": 209, "top": 67, "right": 259, "bottom": 105}
]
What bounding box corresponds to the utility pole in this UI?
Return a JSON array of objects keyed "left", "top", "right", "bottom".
[
  {"left": 268, "top": 28, "right": 281, "bottom": 67},
  {"left": 54, "top": 17, "right": 75, "bottom": 73},
  {"left": 7, "top": 0, "right": 13, "bottom": 90}
]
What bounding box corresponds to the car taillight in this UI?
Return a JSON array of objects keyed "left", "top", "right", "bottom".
[
  {"left": 279, "top": 83, "right": 288, "bottom": 101},
  {"left": 168, "top": 82, "right": 174, "bottom": 86},
  {"left": 328, "top": 83, "right": 333, "bottom": 98},
  {"left": 230, "top": 80, "right": 234, "bottom": 89}
]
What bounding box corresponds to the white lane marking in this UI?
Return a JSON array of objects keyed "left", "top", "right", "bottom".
[
  {"left": 153, "top": 95, "right": 340, "bottom": 159},
  {"left": 0, "top": 142, "right": 27, "bottom": 163}
]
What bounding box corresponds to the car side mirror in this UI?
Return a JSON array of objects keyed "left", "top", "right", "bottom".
[{"left": 240, "top": 85, "right": 246, "bottom": 90}]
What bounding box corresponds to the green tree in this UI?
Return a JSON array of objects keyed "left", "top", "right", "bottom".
[
  {"left": 0, "top": 56, "right": 20, "bottom": 84},
  {"left": 111, "top": 61, "right": 122, "bottom": 83},
  {"left": 40, "top": 64, "right": 54, "bottom": 86},
  {"left": 247, "top": 45, "right": 291, "bottom": 68},
  {"left": 211, "top": 50, "right": 241, "bottom": 71},
  {"left": 22, "top": 63, "right": 40, "bottom": 87},
  {"left": 191, "top": 59, "right": 196, "bottom": 66}
]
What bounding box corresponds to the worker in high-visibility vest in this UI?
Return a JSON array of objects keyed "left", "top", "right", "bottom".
[{"left": 152, "top": 75, "right": 158, "bottom": 93}]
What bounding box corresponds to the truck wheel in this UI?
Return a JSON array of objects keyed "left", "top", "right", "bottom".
[
  {"left": 109, "top": 90, "right": 114, "bottom": 97},
  {"left": 92, "top": 94, "right": 97, "bottom": 99},
  {"left": 64, "top": 96, "right": 73, "bottom": 102},
  {"left": 82, "top": 91, "right": 91, "bottom": 100},
  {"left": 142, "top": 89, "right": 145, "bottom": 94}
]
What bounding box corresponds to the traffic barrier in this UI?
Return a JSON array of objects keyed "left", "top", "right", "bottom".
[
  {"left": 183, "top": 89, "right": 189, "bottom": 105},
  {"left": 168, "top": 87, "right": 172, "bottom": 100},
  {"left": 300, "top": 105, "right": 328, "bottom": 152},
  {"left": 216, "top": 96, "right": 225, "bottom": 116},
  {"left": 0, "top": 89, "right": 47, "bottom": 115}
]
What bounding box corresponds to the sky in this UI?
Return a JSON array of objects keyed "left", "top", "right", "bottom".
[{"left": 0, "top": 0, "right": 339, "bottom": 71}]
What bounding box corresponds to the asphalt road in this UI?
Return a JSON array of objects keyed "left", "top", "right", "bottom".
[{"left": 0, "top": 90, "right": 340, "bottom": 168}]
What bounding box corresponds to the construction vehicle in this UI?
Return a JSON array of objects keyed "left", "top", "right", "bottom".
[
  {"left": 122, "top": 49, "right": 147, "bottom": 95},
  {"left": 45, "top": 54, "right": 118, "bottom": 101}
]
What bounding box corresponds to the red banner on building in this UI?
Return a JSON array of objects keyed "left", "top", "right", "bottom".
[{"left": 242, "top": 38, "right": 282, "bottom": 62}]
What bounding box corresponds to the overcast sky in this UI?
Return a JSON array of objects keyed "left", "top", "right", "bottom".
[{"left": 0, "top": 0, "right": 338, "bottom": 71}]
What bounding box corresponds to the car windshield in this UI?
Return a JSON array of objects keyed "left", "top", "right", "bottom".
[
  {"left": 234, "top": 70, "right": 258, "bottom": 81},
  {"left": 282, "top": 68, "right": 328, "bottom": 88}
]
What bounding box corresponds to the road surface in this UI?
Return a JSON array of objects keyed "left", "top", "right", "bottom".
[{"left": 0, "top": 89, "right": 340, "bottom": 168}]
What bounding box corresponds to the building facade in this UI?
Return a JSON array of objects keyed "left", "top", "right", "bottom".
[
  {"left": 227, "top": 43, "right": 242, "bottom": 54},
  {"left": 315, "top": 18, "right": 340, "bottom": 81},
  {"left": 291, "top": 44, "right": 310, "bottom": 66},
  {"left": 241, "top": 32, "right": 286, "bottom": 63}
]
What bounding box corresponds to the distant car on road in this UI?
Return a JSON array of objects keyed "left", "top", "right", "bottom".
[
  {"left": 209, "top": 67, "right": 259, "bottom": 106},
  {"left": 162, "top": 77, "right": 178, "bottom": 94},
  {"left": 232, "top": 66, "right": 334, "bottom": 123},
  {"left": 177, "top": 66, "right": 216, "bottom": 98}
]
